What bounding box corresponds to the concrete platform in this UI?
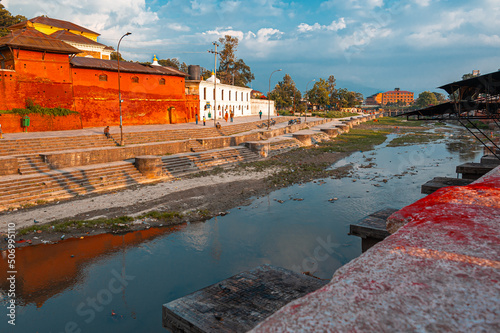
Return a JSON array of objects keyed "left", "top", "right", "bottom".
[
  {"left": 162, "top": 265, "right": 327, "bottom": 333},
  {"left": 349, "top": 208, "right": 397, "bottom": 252},
  {"left": 421, "top": 176, "right": 473, "bottom": 194},
  {"left": 251, "top": 166, "right": 500, "bottom": 332}
]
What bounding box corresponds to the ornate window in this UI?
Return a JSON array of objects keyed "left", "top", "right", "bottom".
[
  {"left": 159, "top": 78, "right": 165, "bottom": 85},
  {"left": 131, "top": 76, "right": 139, "bottom": 83},
  {"left": 99, "top": 74, "right": 108, "bottom": 81}
]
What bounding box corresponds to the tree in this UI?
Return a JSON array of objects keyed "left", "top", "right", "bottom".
[
  {"left": 327, "top": 75, "right": 339, "bottom": 109},
  {"left": 159, "top": 58, "right": 181, "bottom": 69},
  {"left": 307, "top": 79, "right": 330, "bottom": 109},
  {"left": 269, "top": 74, "right": 301, "bottom": 110},
  {"left": 0, "top": 4, "right": 27, "bottom": 37},
  {"left": 416, "top": 91, "right": 438, "bottom": 108},
  {"left": 432, "top": 92, "right": 446, "bottom": 102},
  {"left": 110, "top": 52, "right": 126, "bottom": 61},
  {"left": 217, "top": 35, "right": 254, "bottom": 87}
]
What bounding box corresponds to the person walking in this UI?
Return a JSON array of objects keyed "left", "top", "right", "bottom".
[
  {"left": 203, "top": 115, "right": 206, "bottom": 126},
  {"left": 195, "top": 113, "right": 198, "bottom": 125},
  {"left": 224, "top": 111, "right": 229, "bottom": 122},
  {"left": 259, "top": 110, "right": 262, "bottom": 119},
  {"left": 230, "top": 111, "right": 234, "bottom": 122}
]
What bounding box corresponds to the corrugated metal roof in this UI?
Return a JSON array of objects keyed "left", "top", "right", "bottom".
[
  {"left": 50, "top": 30, "right": 106, "bottom": 47},
  {"left": 13, "top": 16, "right": 100, "bottom": 36},
  {"left": 70, "top": 57, "right": 188, "bottom": 77},
  {"left": 0, "top": 28, "right": 81, "bottom": 54}
]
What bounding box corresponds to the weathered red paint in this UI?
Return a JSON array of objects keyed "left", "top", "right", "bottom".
[
  {"left": 0, "top": 48, "right": 198, "bottom": 132},
  {"left": 0, "top": 113, "right": 81, "bottom": 132}
]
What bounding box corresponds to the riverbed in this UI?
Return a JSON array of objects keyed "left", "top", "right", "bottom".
[{"left": 0, "top": 125, "right": 482, "bottom": 332}]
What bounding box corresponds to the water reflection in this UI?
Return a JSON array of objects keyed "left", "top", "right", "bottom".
[{"left": 0, "top": 225, "right": 186, "bottom": 308}]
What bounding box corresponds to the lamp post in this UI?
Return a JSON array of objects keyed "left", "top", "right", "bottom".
[
  {"left": 305, "top": 78, "right": 315, "bottom": 123},
  {"left": 268, "top": 69, "right": 282, "bottom": 130},
  {"left": 117, "top": 32, "right": 131, "bottom": 146},
  {"left": 208, "top": 42, "right": 220, "bottom": 127}
]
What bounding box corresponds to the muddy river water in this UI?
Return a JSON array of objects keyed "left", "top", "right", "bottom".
[{"left": 0, "top": 126, "right": 482, "bottom": 332}]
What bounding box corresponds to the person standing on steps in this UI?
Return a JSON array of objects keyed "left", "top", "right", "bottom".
[
  {"left": 203, "top": 115, "right": 206, "bottom": 126},
  {"left": 0, "top": 124, "right": 3, "bottom": 139},
  {"left": 224, "top": 111, "right": 229, "bottom": 122},
  {"left": 259, "top": 110, "right": 262, "bottom": 119},
  {"left": 195, "top": 113, "right": 199, "bottom": 125}
]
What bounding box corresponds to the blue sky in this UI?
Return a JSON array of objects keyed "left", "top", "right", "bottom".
[{"left": 3, "top": 0, "right": 500, "bottom": 98}]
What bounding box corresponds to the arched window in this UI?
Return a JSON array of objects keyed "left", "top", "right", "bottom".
[
  {"left": 159, "top": 78, "right": 166, "bottom": 85},
  {"left": 99, "top": 74, "right": 107, "bottom": 81},
  {"left": 131, "top": 76, "right": 139, "bottom": 83},
  {"left": 222, "top": 90, "right": 224, "bottom": 100},
  {"left": 229, "top": 90, "right": 231, "bottom": 101},
  {"left": 204, "top": 87, "right": 207, "bottom": 100}
]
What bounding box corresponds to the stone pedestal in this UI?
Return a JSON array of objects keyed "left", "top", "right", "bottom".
[
  {"left": 292, "top": 134, "right": 312, "bottom": 146},
  {"left": 135, "top": 156, "right": 163, "bottom": 178},
  {"left": 320, "top": 128, "right": 341, "bottom": 137},
  {"left": 246, "top": 141, "right": 270, "bottom": 158},
  {"left": 335, "top": 124, "right": 350, "bottom": 133}
]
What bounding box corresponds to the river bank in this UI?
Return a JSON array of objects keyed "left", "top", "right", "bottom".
[{"left": 0, "top": 118, "right": 465, "bottom": 249}]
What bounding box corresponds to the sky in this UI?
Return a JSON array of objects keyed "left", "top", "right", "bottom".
[{"left": 3, "top": 0, "right": 500, "bottom": 97}]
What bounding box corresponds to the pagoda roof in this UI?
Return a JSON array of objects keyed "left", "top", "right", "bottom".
[
  {"left": 9, "top": 16, "right": 99, "bottom": 36},
  {"left": 0, "top": 28, "right": 81, "bottom": 54}
]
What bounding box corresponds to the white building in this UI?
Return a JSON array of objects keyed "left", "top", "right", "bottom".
[{"left": 187, "top": 73, "right": 275, "bottom": 120}]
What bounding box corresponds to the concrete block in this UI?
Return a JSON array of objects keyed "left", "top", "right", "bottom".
[
  {"left": 292, "top": 134, "right": 312, "bottom": 146},
  {"left": 135, "top": 156, "right": 162, "bottom": 178},
  {"left": 0, "top": 157, "right": 19, "bottom": 176}
]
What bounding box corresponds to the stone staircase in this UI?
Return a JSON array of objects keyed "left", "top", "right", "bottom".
[
  {"left": 0, "top": 135, "right": 116, "bottom": 157},
  {"left": 269, "top": 139, "right": 302, "bottom": 156},
  {"left": 0, "top": 162, "right": 149, "bottom": 210},
  {"left": 188, "top": 140, "right": 208, "bottom": 153},
  {"left": 17, "top": 155, "right": 52, "bottom": 175},
  {"left": 162, "top": 147, "right": 261, "bottom": 178}
]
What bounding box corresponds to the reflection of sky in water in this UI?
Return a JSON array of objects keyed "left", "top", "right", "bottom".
[{"left": 0, "top": 129, "right": 484, "bottom": 333}]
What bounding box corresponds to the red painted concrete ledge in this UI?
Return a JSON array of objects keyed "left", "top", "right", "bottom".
[{"left": 252, "top": 165, "right": 500, "bottom": 332}]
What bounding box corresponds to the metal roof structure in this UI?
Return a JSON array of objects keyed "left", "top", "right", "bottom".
[
  {"left": 70, "top": 57, "right": 188, "bottom": 77},
  {"left": 397, "top": 70, "right": 500, "bottom": 159},
  {"left": 9, "top": 16, "right": 99, "bottom": 36},
  {"left": 50, "top": 30, "right": 106, "bottom": 47},
  {"left": 0, "top": 28, "right": 81, "bottom": 54}
]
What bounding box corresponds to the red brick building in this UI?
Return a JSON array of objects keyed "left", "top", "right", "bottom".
[
  {"left": 0, "top": 27, "right": 198, "bottom": 132},
  {"left": 381, "top": 88, "right": 414, "bottom": 105}
]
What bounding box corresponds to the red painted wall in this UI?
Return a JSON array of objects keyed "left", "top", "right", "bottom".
[
  {"left": 71, "top": 68, "right": 195, "bottom": 127},
  {"left": 0, "top": 48, "right": 199, "bottom": 132},
  {"left": 0, "top": 113, "right": 82, "bottom": 133}
]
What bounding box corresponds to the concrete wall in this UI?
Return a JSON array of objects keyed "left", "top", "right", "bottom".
[{"left": 251, "top": 99, "right": 275, "bottom": 117}]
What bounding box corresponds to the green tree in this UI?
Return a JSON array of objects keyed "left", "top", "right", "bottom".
[
  {"left": 269, "top": 74, "right": 302, "bottom": 110},
  {"left": 327, "top": 75, "right": 339, "bottom": 109},
  {"left": 336, "top": 88, "right": 363, "bottom": 108},
  {"left": 217, "top": 35, "right": 254, "bottom": 87},
  {"left": 110, "top": 51, "right": 126, "bottom": 61},
  {"left": 432, "top": 92, "right": 446, "bottom": 102},
  {"left": 307, "top": 79, "right": 330, "bottom": 109},
  {"left": 416, "top": 91, "right": 438, "bottom": 108},
  {"left": 159, "top": 58, "right": 181, "bottom": 69},
  {"left": 0, "top": 3, "right": 27, "bottom": 37}
]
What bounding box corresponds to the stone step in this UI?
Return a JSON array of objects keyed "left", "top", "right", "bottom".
[
  {"left": 421, "top": 177, "right": 474, "bottom": 194},
  {"left": 456, "top": 162, "right": 498, "bottom": 180}
]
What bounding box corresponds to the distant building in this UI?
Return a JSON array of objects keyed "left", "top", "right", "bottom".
[
  {"left": 8, "top": 16, "right": 112, "bottom": 60},
  {"left": 365, "top": 93, "right": 383, "bottom": 105},
  {"left": 185, "top": 73, "right": 274, "bottom": 120}
]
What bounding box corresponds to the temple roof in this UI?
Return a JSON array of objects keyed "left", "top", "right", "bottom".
[
  {"left": 0, "top": 28, "right": 81, "bottom": 54},
  {"left": 70, "top": 57, "right": 188, "bottom": 76},
  {"left": 9, "top": 16, "right": 99, "bottom": 36}
]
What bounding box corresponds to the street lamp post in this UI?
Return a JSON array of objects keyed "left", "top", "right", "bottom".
[
  {"left": 117, "top": 32, "right": 131, "bottom": 146},
  {"left": 208, "top": 42, "right": 219, "bottom": 127},
  {"left": 305, "top": 79, "right": 315, "bottom": 123},
  {"left": 268, "top": 69, "right": 282, "bottom": 130}
]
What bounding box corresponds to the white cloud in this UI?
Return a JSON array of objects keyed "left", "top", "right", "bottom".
[
  {"left": 4, "top": 0, "right": 159, "bottom": 41},
  {"left": 297, "top": 18, "right": 346, "bottom": 33},
  {"left": 167, "top": 23, "right": 190, "bottom": 32},
  {"left": 321, "top": 0, "right": 383, "bottom": 10}
]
